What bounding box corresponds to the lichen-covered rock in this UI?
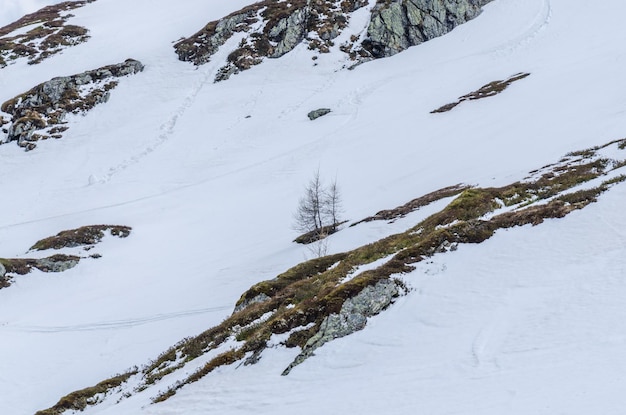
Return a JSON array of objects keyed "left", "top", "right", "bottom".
[
  {"left": 362, "top": 0, "right": 493, "bottom": 58},
  {"left": 175, "top": 0, "right": 370, "bottom": 82},
  {"left": 34, "top": 255, "right": 80, "bottom": 273},
  {"left": 175, "top": 0, "right": 491, "bottom": 80},
  {"left": 1, "top": 59, "right": 144, "bottom": 149},
  {"left": 268, "top": 7, "right": 309, "bottom": 58},
  {"left": 233, "top": 293, "right": 271, "bottom": 314},
  {"left": 282, "top": 279, "right": 402, "bottom": 375}
]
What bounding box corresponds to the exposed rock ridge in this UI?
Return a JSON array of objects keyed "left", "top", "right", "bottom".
[
  {"left": 174, "top": 0, "right": 490, "bottom": 80},
  {"left": 33, "top": 138, "right": 626, "bottom": 411},
  {"left": 361, "top": 0, "right": 493, "bottom": 58},
  {"left": 282, "top": 279, "right": 402, "bottom": 375},
  {"left": 0, "top": 225, "right": 132, "bottom": 290},
  {"left": 0, "top": 59, "right": 144, "bottom": 150},
  {"left": 174, "top": 0, "right": 370, "bottom": 82},
  {"left": 0, "top": 0, "right": 96, "bottom": 67}
]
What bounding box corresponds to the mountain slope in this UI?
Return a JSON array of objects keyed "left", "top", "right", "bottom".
[{"left": 1, "top": 0, "right": 626, "bottom": 414}]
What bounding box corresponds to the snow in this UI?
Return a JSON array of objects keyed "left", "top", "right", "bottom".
[
  {"left": 1, "top": 0, "right": 626, "bottom": 414},
  {"left": 0, "top": 0, "right": 54, "bottom": 27}
]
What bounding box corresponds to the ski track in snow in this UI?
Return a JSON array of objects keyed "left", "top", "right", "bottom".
[
  {"left": 0, "top": 0, "right": 552, "bottom": 231},
  {"left": 1, "top": 304, "right": 230, "bottom": 333},
  {"left": 331, "top": 0, "right": 553, "bottom": 123},
  {"left": 0, "top": 133, "right": 326, "bottom": 232},
  {"left": 4, "top": 0, "right": 626, "bottom": 414},
  {"left": 99, "top": 67, "right": 215, "bottom": 184},
  {"left": 485, "top": 0, "right": 552, "bottom": 57}
]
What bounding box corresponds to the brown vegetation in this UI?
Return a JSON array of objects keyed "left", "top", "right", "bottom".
[
  {"left": 175, "top": 0, "right": 369, "bottom": 81},
  {"left": 36, "top": 138, "right": 626, "bottom": 411},
  {"left": 35, "top": 371, "right": 136, "bottom": 415},
  {"left": 0, "top": 1, "right": 95, "bottom": 67},
  {"left": 30, "top": 225, "right": 131, "bottom": 251},
  {"left": 431, "top": 73, "right": 530, "bottom": 113}
]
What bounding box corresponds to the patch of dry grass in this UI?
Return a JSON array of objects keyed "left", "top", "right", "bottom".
[
  {"left": 30, "top": 225, "right": 131, "bottom": 251},
  {"left": 0, "top": 1, "right": 95, "bottom": 67},
  {"left": 37, "top": 139, "right": 626, "bottom": 411},
  {"left": 431, "top": 73, "right": 530, "bottom": 113},
  {"left": 35, "top": 371, "right": 136, "bottom": 415}
]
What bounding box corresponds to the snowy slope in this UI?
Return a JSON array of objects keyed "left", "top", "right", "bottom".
[
  {"left": 1, "top": 0, "right": 626, "bottom": 414},
  {"left": 0, "top": 0, "right": 52, "bottom": 26}
]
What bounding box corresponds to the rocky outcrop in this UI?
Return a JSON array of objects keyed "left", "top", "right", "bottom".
[
  {"left": 361, "top": 0, "right": 493, "bottom": 58},
  {"left": 29, "top": 225, "right": 132, "bottom": 251},
  {"left": 0, "top": 59, "right": 143, "bottom": 150},
  {"left": 175, "top": 0, "right": 491, "bottom": 80},
  {"left": 282, "top": 279, "right": 402, "bottom": 375},
  {"left": 175, "top": 0, "right": 370, "bottom": 82},
  {"left": 0, "top": 224, "right": 132, "bottom": 290},
  {"left": 0, "top": 1, "right": 96, "bottom": 67},
  {"left": 232, "top": 293, "right": 271, "bottom": 314},
  {"left": 0, "top": 255, "right": 80, "bottom": 289}
]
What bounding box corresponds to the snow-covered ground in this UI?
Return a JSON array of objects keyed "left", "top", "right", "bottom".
[
  {"left": 0, "top": 0, "right": 55, "bottom": 26},
  {"left": 1, "top": 0, "right": 626, "bottom": 413}
]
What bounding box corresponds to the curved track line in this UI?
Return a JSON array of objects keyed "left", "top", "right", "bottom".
[
  {"left": 1, "top": 304, "right": 230, "bottom": 333},
  {"left": 99, "top": 69, "right": 215, "bottom": 184},
  {"left": 486, "top": 0, "right": 552, "bottom": 57},
  {"left": 0, "top": 0, "right": 554, "bottom": 232}
]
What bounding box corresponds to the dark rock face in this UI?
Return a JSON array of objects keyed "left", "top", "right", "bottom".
[
  {"left": 0, "top": 59, "right": 144, "bottom": 150},
  {"left": 175, "top": 0, "right": 370, "bottom": 82},
  {"left": 362, "top": 0, "right": 493, "bottom": 58},
  {"left": 175, "top": 0, "right": 491, "bottom": 81}
]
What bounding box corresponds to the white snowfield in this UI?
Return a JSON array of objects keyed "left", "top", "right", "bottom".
[{"left": 1, "top": 0, "right": 626, "bottom": 414}]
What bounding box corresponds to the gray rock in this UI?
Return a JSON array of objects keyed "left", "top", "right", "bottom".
[
  {"left": 233, "top": 293, "right": 271, "bottom": 314},
  {"left": 35, "top": 256, "right": 80, "bottom": 273},
  {"left": 1, "top": 59, "right": 144, "bottom": 147},
  {"left": 175, "top": 11, "right": 254, "bottom": 65},
  {"left": 282, "top": 279, "right": 402, "bottom": 375},
  {"left": 308, "top": 108, "right": 332, "bottom": 120},
  {"left": 268, "top": 7, "right": 309, "bottom": 58},
  {"left": 363, "top": 0, "right": 493, "bottom": 58},
  {"left": 0, "top": 262, "right": 6, "bottom": 278}
]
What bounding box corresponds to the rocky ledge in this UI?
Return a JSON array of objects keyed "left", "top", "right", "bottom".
[
  {"left": 175, "top": 0, "right": 492, "bottom": 81},
  {"left": 0, "top": 59, "right": 144, "bottom": 150},
  {"left": 0, "top": 224, "right": 132, "bottom": 290}
]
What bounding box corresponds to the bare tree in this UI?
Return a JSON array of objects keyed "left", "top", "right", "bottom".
[
  {"left": 294, "top": 169, "right": 324, "bottom": 233},
  {"left": 294, "top": 170, "right": 343, "bottom": 244},
  {"left": 324, "top": 177, "right": 342, "bottom": 232}
]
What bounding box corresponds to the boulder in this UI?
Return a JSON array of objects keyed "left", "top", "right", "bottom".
[{"left": 307, "top": 108, "right": 332, "bottom": 120}]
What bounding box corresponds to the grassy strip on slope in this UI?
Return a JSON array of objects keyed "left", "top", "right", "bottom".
[
  {"left": 431, "top": 73, "right": 530, "bottom": 113},
  {"left": 36, "top": 138, "right": 626, "bottom": 412},
  {"left": 35, "top": 371, "right": 137, "bottom": 415}
]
